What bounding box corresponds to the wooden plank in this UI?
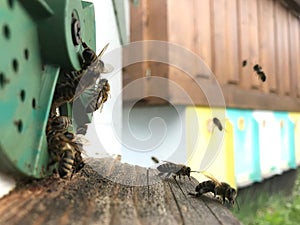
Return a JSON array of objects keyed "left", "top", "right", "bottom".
[
  {"left": 288, "top": 13, "right": 300, "bottom": 98},
  {"left": 221, "top": 84, "right": 300, "bottom": 111},
  {"left": 274, "top": 1, "right": 291, "bottom": 96},
  {"left": 167, "top": 0, "right": 197, "bottom": 83},
  {"left": 291, "top": 16, "right": 300, "bottom": 98},
  {"left": 194, "top": 0, "right": 213, "bottom": 70},
  {"left": 166, "top": 80, "right": 300, "bottom": 111},
  {"left": 0, "top": 158, "right": 241, "bottom": 225},
  {"left": 257, "top": 0, "right": 277, "bottom": 93},
  {"left": 211, "top": 0, "right": 240, "bottom": 85},
  {"left": 124, "top": 0, "right": 169, "bottom": 104},
  {"left": 295, "top": 15, "right": 300, "bottom": 98},
  {"left": 247, "top": 0, "right": 261, "bottom": 89},
  {"left": 237, "top": 0, "right": 250, "bottom": 90}
]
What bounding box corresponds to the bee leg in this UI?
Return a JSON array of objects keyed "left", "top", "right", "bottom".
[
  {"left": 188, "top": 192, "right": 202, "bottom": 198},
  {"left": 222, "top": 195, "right": 226, "bottom": 204},
  {"left": 188, "top": 192, "right": 197, "bottom": 197}
]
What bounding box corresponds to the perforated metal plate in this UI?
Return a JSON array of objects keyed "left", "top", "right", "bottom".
[{"left": 0, "top": 0, "right": 95, "bottom": 178}]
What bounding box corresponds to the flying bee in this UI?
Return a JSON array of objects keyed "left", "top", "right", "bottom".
[
  {"left": 253, "top": 64, "right": 266, "bottom": 82},
  {"left": 212, "top": 117, "right": 224, "bottom": 131},
  {"left": 151, "top": 156, "right": 199, "bottom": 180},
  {"left": 189, "top": 172, "right": 237, "bottom": 207},
  {"left": 85, "top": 78, "right": 110, "bottom": 113}
]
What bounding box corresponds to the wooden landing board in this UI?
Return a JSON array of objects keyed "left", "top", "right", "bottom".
[{"left": 0, "top": 158, "right": 241, "bottom": 225}]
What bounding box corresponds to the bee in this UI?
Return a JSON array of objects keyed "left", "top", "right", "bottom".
[
  {"left": 253, "top": 64, "right": 266, "bottom": 82},
  {"left": 73, "top": 42, "right": 113, "bottom": 101},
  {"left": 151, "top": 156, "right": 195, "bottom": 180},
  {"left": 58, "top": 143, "right": 76, "bottom": 178},
  {"left": 46, "top": 116, "right": 72, "bottom": 135},
  {"left": 189, "top": 172, "right": 237, "bottom": 207},
  {"left": 52, "top": 42, "right": 113, "bottom": 109},
  {"left": 58, "top": 144, "right": 85, "bottom": 179},
  {"left": 47, "top": 131, "right": 85, "bottom": 179},
  {"left": 51, "top": 71, "right": 80, "bottom": 110},
  {"left": 212, "top": 117, "right": 224, "bottom": 131},
  {"left": 85, "top": 79, "right": 110, "bottom": 113}
]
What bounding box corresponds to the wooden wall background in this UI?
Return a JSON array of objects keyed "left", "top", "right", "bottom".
[{"left": 123, "top": 0, "right": 300, "bottom": 111}]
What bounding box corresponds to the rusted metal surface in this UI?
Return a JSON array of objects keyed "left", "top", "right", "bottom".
[{"left": 0, "top": 158, "right": 241, "bottom": 225}]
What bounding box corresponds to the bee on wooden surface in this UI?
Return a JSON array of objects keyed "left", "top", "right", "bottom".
[
  {"left": 151, "top": 156, "right": 195, "bottom": 180},
  {"left": 189, "top": 172, "right": 237, "bottom": 207},
  {"left": 58, "top": 144, "right": 85, "bottom": 179},
  {"left": 57, "top": 143, "right": 76, "bottom": 178},
  {"left": 85, "top": 78, "right": 110, "bottom": 113},
  {"left": 253, "top": 64, "right": 266, "bottom": 82},
  {"left": 47, "top": 131, "right": 85, "bottom": 179}
]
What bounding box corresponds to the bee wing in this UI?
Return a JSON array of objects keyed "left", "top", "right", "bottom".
[
  {"left": 101, "top": 63, "right": 114, "bottom": 74},
  {"left": 97, "top": 43, "right": 110, "bottom": 58},
  {"left": 73, "top": 64, "right": 102, "bottom": 101},
  {"left": 201, "top": 171, "right": 222, "bottom": 186}
]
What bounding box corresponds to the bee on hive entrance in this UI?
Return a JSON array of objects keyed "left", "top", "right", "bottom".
[
  {"left": 52, "top": 42, "right": 113, "bottom": 110},
  {"left": 84, "top": 78, "right": 110, "bottom": 113},
  {"left": 74, "top": 42, "right": 113, "bottom": 101},
  {"left": 46, "top": 115, "right": 72, "bottom": 135}
]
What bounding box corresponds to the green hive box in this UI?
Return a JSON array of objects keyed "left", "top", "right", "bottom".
[{"left": 0, "top": 0, "right": 95, "bottom": 178}]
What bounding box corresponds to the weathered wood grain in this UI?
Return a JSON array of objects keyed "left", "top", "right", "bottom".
[{"left": 0, "top": 158, "right": 241, "bottom": 225}]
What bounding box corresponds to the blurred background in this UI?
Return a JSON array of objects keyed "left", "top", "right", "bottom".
[{"left": 1, "top": 0, "right": 300, "bottom": 224}]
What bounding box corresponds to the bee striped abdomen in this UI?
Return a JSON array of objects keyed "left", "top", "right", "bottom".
[
  {"left": 58, "top": 148, "right": 75, "bottom": 178},
  {"left": 195, "top": 180, "right": 216, "bottom": 195}
]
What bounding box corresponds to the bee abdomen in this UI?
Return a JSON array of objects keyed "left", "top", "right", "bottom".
[
  {"left": 58, "top": 149, "right": 75, "bottom": 178},
  {"left": 195, "top": 180, "right": 216, "bottom": 194}
]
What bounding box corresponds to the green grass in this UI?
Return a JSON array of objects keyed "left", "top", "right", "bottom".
[{"left": 233, "top": 171, "right": 300, "bottom": 225}]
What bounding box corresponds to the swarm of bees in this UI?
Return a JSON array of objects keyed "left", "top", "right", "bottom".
[
  {"left": 46, "top": 41, "right": 112, "bottom": 179},
  {"left": 46, "top": 115, "right": 85, "bottom": 179},
  {"left": 152, "top": 156, "right": 238, "bottom": 208}
]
